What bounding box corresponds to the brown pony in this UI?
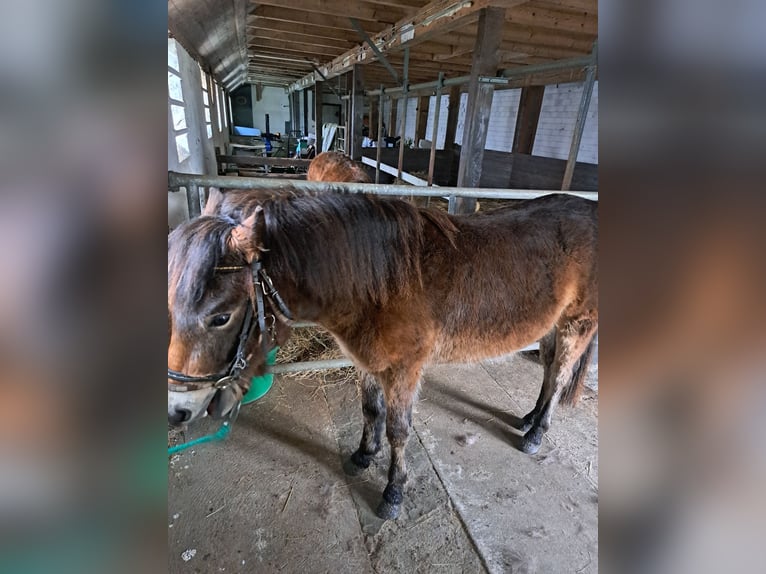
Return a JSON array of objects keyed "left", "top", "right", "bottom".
[
  {"left": 306, "top": 151, "right": 370, "bottom": 182},
  {"left": 168, "top": 189, "right": 597, "bottom": 520}
]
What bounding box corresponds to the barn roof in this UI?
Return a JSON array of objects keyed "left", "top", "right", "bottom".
[{"left": 169, "top": 0, "right": 597, "bottom": 93}]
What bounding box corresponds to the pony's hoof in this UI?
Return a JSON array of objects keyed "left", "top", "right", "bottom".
[
  {"left": 520, "top": 427, "right": 543, "bottom": 455},
  {"left": 375, "top": 500, "right": 401, "bottom": 520},
  {"left": 342, "top": 452, "right": 371, "bottom": 476}
]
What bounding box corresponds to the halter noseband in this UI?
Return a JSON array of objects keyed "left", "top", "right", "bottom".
[{"left": 167, "top": 259, "right": 292, "bottom": 393}]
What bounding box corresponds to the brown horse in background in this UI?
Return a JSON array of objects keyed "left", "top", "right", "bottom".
[
  {"left": 307, "top": 151, "right": 370, "bottom": 182},
  {"left": 168, "top": 185, "right": 598, "bottom": 521}
]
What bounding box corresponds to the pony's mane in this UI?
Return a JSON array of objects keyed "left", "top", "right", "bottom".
[
  {"left": 169, "top": 188, "right": 459, "bottom": 311},
  {"left": 261, "top": 190, "right": 426, "bottom": 305},
  {"left": 168, "top": 216, "right": 240, "bottom": 311}
]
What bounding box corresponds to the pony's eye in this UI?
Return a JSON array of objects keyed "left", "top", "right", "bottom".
[{"left": 210, "top": 314, "right": 231, "bottom": 327}]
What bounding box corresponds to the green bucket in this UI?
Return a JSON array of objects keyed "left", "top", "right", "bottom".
[
  {"left": 242, "top": 346, "right": 278, "bottom": 404},
  {"left": 167, "top": 347, "right": 279, "bottom": 455}
]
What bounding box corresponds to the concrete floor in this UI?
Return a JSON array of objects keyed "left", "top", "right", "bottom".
[{"left": 169, "top": 351, "right": 598, "bottom": 573}]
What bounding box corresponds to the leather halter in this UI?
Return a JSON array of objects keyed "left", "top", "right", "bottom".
[{"left": 167, "top": 259, "right": 292, "bottom": 393}]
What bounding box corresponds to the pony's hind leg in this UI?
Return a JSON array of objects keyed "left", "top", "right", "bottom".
[
  {"left": 518, "top": 329, "right": 557, "bottom": 434},
  {"left": 520, "top": 318, "right": 597, "bottom": 455},
  {"left": 344, "top": 372, "right": 386, "bottom": 476}
]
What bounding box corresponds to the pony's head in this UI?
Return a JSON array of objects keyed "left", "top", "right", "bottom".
[{"left": 167, "top": 209, "right": 282, "bottom": 426}]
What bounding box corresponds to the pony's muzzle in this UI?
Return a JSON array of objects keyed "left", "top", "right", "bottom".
[{"left": 168, "top": 387, "right": 217, "bottom": 427}]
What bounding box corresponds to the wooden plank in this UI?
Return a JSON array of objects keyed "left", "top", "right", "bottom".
[
  {"left": 512, "top": 85, "right": 545, "bottom": 154},
  {"left": 248, "top": 0, "right": 409, "bottom": 24},
  {"left": 217, "top": 155, "right": 312, "bottom": 167},
  {"left": 248, "top": 27, "right": 357, "bottom": 50},
  {"left": 249, "top": 6, "right": 388, "bottom": 33},
  {"left": 506, "top": 4, "right": 597, "bottom": 36},
  {"left": 443, "top": 84, "right": 461, "bottom": 151},
  {"left": 350, "top": 65, "right": 365, "bottom": 160},
  {"left": 314, "top": 81, "right": 323, "bottom": 151},
  {"left": 414, "top": 95, "right": 430, "bottom": 144},
  {"left": 453, "top": 6, "right": 505, "bottom": 214}
]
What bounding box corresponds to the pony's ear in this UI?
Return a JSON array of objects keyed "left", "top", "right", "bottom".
[
  {"left": 227, "top": 207, "right": 263, "bottom": 262},
  {"left": 202, "top": 187, "right": 223, "bottom": 216}
]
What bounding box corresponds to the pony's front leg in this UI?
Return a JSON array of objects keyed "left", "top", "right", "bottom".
[
  {"left": 344, "top": 372, "right": 386, "bottom": 476},
  {"left": 376, "top": 372, "right": 417, "bottom": 520},
  {"left": 376, "top": 400, "right": 412, "bottom": 520}
]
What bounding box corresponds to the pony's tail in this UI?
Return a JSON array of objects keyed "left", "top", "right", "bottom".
[{"left": 560, "top": 333, "right": 597, "bottom": 407}]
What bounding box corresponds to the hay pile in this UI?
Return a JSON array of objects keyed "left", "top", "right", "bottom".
[{"left": 277, "top": 326, "right": 357, "bottom": 385}]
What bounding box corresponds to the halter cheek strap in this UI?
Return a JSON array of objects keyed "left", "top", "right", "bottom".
[{"left": 167, "top": 259, "right": 291, "bottom": 394}]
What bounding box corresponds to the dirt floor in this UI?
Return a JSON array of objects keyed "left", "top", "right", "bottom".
[{"left": 168, "top": 349, "right": 598, "bottom": 573}]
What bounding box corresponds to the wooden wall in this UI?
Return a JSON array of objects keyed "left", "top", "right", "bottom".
[{"left": 362, "top": 148, "right": 598, "bottom": 191}]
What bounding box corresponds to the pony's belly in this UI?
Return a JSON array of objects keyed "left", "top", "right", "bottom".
[{"left": 431, "top": 325, "right": 548, "bottom": 364}]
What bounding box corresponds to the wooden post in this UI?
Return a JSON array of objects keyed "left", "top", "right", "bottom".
[
  {"left": 453, "top": 7, "right": 505, "bottom": 214},
  {"left": 428, "top": 73, "right": 444, "bottom": 187},
  {"left": 444, "top": 85, "right": 461, "bottom": 151},
  {"left": 302, "top": 89, "right": 309, "bottom": 136},
  {"left": 376, "top": 86, "right": 384, "bottom": 183},
  {"left": 512, "top": 86, "right": 545, "bottom": 154},
  {"left": 561, "top": 63, "right": 596, "bottom": 191},
  {"left": 397, "top": 47, "right": 410, "bottom": 179},
  {"left": 388, "top": 96, "right": 397, "bottom": 138},
  {"left": 414, "top": 95, "right": 430, "bottom": 146},
  {"left": 350, "top": 64, "right": 365, "bottom": 160},
  {"left": 314, "top": 81, "right": 323, "bottom": 152}
]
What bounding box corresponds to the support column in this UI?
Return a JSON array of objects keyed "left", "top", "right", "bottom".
[
  {"left": 512, "top": 86, "right": 545, "bottom": 154},
  {"left": 453, "top": 7, "right": 505, "bottom": 214},
  {"left": 388, "top": 97, "right": 398, "bottom": 138},
  {"left": 427, "top": 73, "right": 444, "bottom": 187},
  {"left": 397, "top": 47, "right": 410, "bottom": 179},
  {"left": 414, "top": 95, "right": 430, "bottom": 146},
  {"left": 443, "top": 85, "right": 461, "bottom": 151},
  {"left": 376, "top": 86, "right": 384, "bottom": 183},
  {"left": 314, "top": 81, "right": 324, "bottom": 152},
  {"left": 302, "top": 89, "right": 309, "bottom": 136},
  {"left": 350, "top": 65, "right": 365, "bottom": 160},
  {"left": 561, "top": 62, "right": 596, "bottom": 191}
]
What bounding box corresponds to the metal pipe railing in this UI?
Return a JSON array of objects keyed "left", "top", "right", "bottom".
[{"left": 168, "top": 171, "right": 598, "bottom": 201}]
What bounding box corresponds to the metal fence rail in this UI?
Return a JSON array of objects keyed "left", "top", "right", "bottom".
[
  {"left": 168, "top": 171, "right": 598, "bottom": 202},
  {"left": 169, "top": 170, "right": 596, "bottom": 374}
]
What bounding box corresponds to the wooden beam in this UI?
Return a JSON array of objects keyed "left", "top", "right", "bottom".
[
  {"left": 249, "top": 38, "right": 343, "bottom": 58},
  {"left": 414, "top": 95, "right": 430, "bottom": 144},
  {"left": 303, "top": 89, "right": 309, "bottom": 136},
  {"left": 350, "top": 17, "right": 400, "bottom": 82},
  {"left": 512, "top": 85, "right": 545, "bottom": 154},
  {"left": 443, "top": 84, "right": 461, "bottom": 151},
  {"left": 287, "top": 0, "right": 530, "bottom": 92},
  {"left": 216, "top": 155, "right": 312, "bottom": 168},
  {"left": 350, "top": 65, "right": 365, "bottom": 160},
  {"left": 453, "top": 6, "right": 505, "bottom": 214},
  {"left": 314, "top": 81, "right": 324, "bottom": 151}
]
